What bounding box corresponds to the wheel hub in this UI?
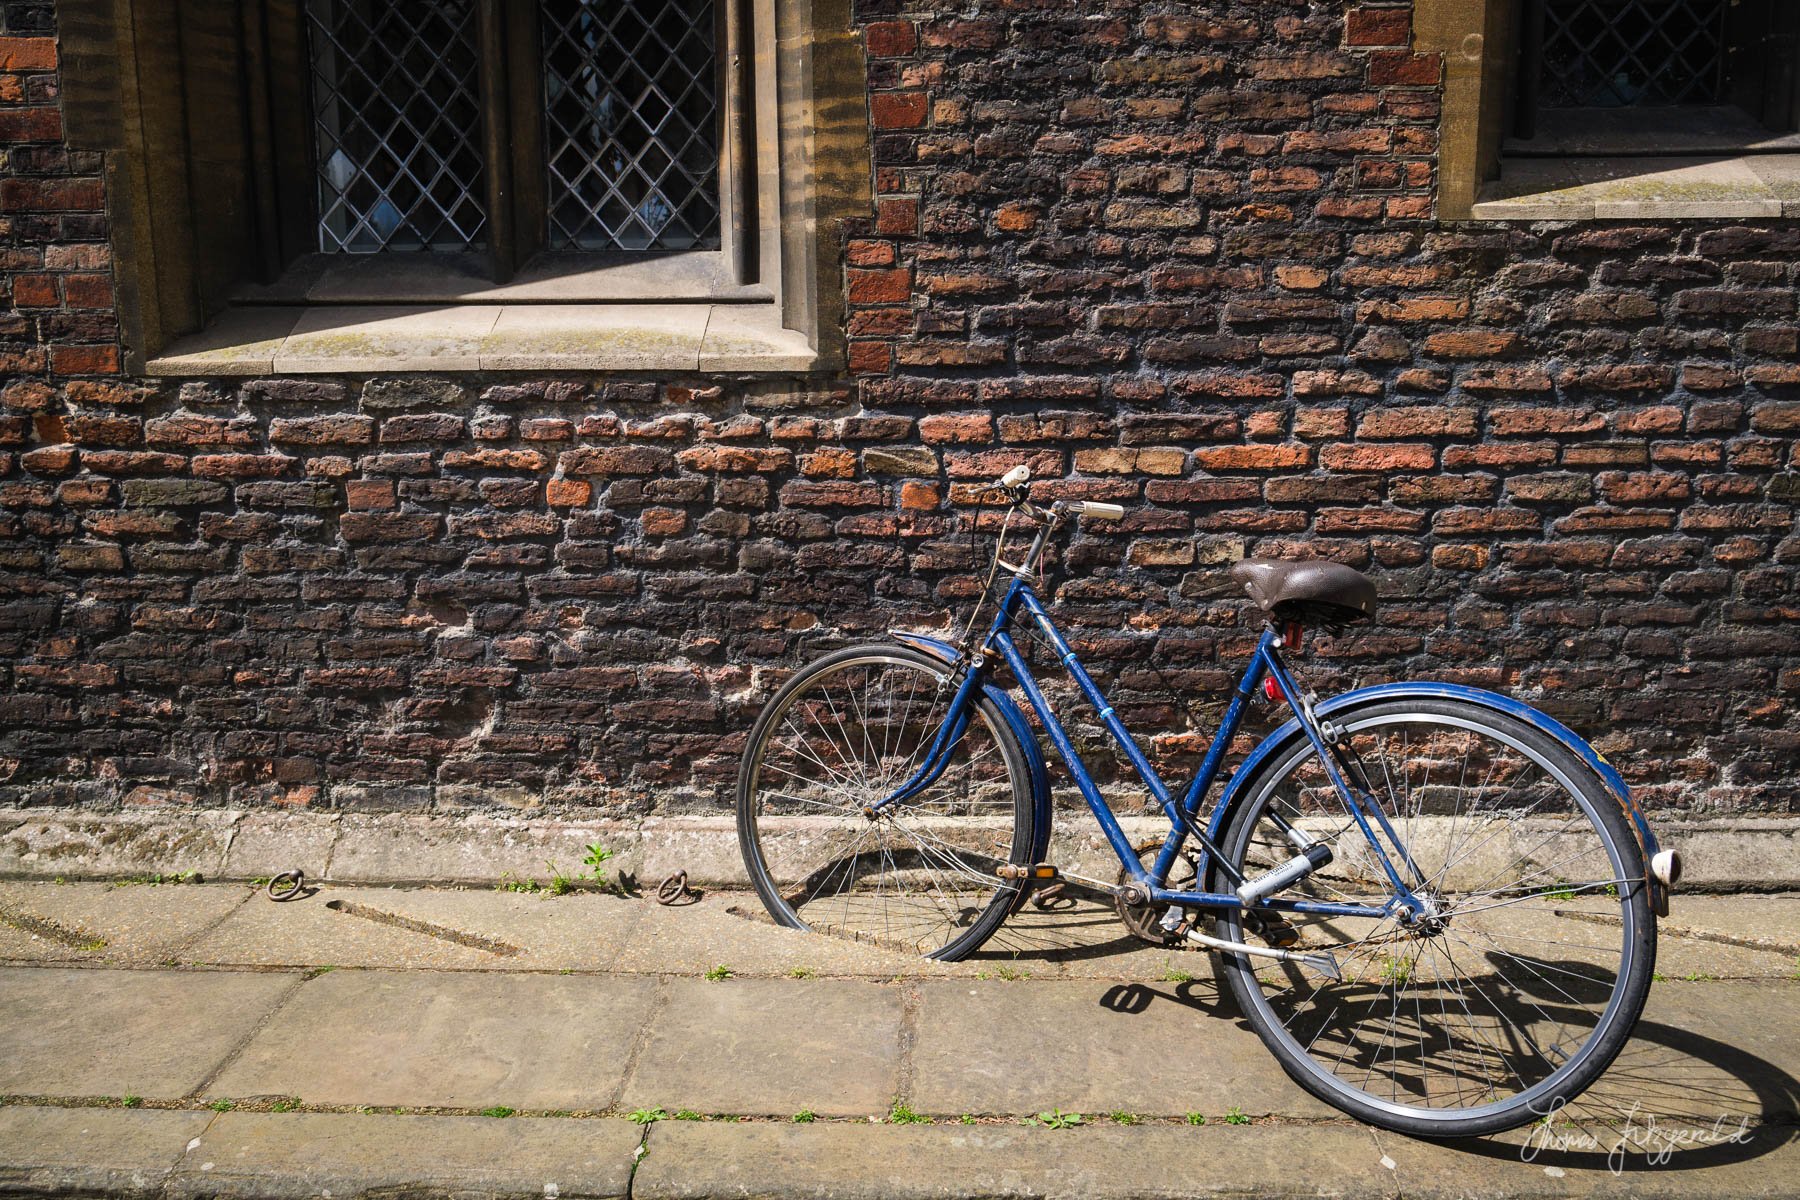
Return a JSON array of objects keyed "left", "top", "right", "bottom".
[{"left": 1396, "top": 890, "right": 1451, "bottom": 937}]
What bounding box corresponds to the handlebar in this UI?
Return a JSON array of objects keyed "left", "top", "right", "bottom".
[{"left": 989, "top": 465, "right": 1123, "bottom": 522}]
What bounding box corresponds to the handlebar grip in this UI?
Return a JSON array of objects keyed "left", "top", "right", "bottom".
[
  {"left": 1077, "top": 502, "right": 1124, "bottom": 521},
  {"left": 998, "top": 465, "right": 1031, "bottom": 488}
]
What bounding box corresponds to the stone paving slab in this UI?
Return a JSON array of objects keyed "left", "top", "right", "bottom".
[
  {"left": 1371, "top": 1122, "right": 1800, "bottom": 1199},
  {"left": 610, "top": 895, "right": 960, "bottom": 979},
  {"left": 207, "top": 969, "right": 656, "bottom": 1110},
  {"left": 322, "top": 814, "right": 644, "bottom": 886},
  {"left": 0, "top": 967, "right": 296, "bottom": 1099},
  {"left": 167, "top": 1112, "right": 641, "bottom": 1200},
  {"left": 0, "top": 1106, "right": 213, "bottom": 1198},
  {"left": 179, "top": 885, "right": 646, "bottom": 972},
  {"left": 0, "top": 811, "right": 239, "bottom": 880},
  {"left": 909, "top": 977, "right": 1336, "bottom": 1120},
  {"left": 3, "top": 1106, "right": 1796, "bottom": 1200},
  {"left": 354, "top": 886, "right": 648, "bottom": 971},
  {"left": 623, "top": 977, "right": 904, "bottom": 1117},
  {"left": 0, "top": 880, "right": 248, "bottom": 964},
  {"left": 632, "top": 1121, "right": 1397, "bottom": 1200},
  {"left": 1657, "top": 895, "right": 1800, "bottom": 957},
  {"left": 180, "top": 889, "right": 505, "bottom": 970}
]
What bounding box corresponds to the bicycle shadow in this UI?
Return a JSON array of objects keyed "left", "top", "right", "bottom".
[
  {"left": 1427, "top": 1016, "right": 1798, "bottom": 1172},
  {"left": 1090, "top": 968, "right": 1795, "bottom": 1172}
]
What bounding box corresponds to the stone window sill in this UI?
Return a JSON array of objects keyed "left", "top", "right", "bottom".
[
  {"left": 1471, "top": 155, "right": 1800, "bottom": 221},
  {"left": 144, "top": 303, "right": 818, "bottom": 376}
]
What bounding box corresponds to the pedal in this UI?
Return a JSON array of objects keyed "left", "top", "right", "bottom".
[
  {"left": 1244, "top": 910, "right": 1301, "bottom": 949},
  {"left": 996, "top": 864, "right": 1060, "bottom": 885}
]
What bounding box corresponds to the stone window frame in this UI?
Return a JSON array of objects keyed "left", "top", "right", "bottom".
[
  {"left": 57, "top": 0, "right": 870, "bottom": 375},
  {"left": 1421, "top": 0, "right": 1800, "bottom": 221}
]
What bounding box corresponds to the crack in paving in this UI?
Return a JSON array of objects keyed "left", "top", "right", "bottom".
[
  {"left": 322, "top": 899, "right": 523, "bottom": 957},
  {"left": 1556, "top": 907, "right": 1800, "bottom": 958},
  {"left": 0, "top": 898, "right": 106, "bottom": 951}
]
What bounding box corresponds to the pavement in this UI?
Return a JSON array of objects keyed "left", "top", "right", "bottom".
[{"left": 1, "top": 877, "right": 1798, "bottom": 1198}]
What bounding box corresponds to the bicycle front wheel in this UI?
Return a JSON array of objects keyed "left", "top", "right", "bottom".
[
  {"left": 736, "top": 644, "right": 1036, "bottom": 960},
  {"left": 1214, "top": 697, "right": 1656, "bottom": 1137}
]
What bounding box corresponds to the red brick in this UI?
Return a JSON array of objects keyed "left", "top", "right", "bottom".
[
  {"left": 344, "top": 480, "right": 395, "bottom": 511},
  {"left": 865, "top": 19, "right": 916, "bottom": 56},
  {"left": 1459, "top": 367, "right": 1554, "bottom": 394},
  {"left": 0, "top": 38, "right": 56, "bottom": 69},
  {"left": 0, "top": 106, "right": 60, "bottom": 142},
  {"left": 1490, "top": 407, "right": 1606, "bottom": 436},
  {"left": 270, "top": 416, "right": 376, "bottom": 445},
  {"left": 1319, "top": 443, "right": 1437, "bottom": 471},
  {"left": 559, "top": 446, "right": 673, "bottom": 476},
  {"left": 848, "top": 340, "right": 892, "bottom": 375},
  {"left": 1357, "top": 407, "right": 1479, "bottom": 439},
  {"left": 1424, "top": 329, "right": 1522, "bottom": 359},
  {"left": 1368, "top": 50, "right": 1440, "bottom": 85},
  {"left": 1, "top": 178, "right": 106, "bottom": 212},
  {"left": 1189, "top": 444, "right": 1312, "bottom": 471},
  {"left": 871, "top": 91, "right": 928, "bottom": 130},
  {"left": 1557, "top": 364, "right": 1675, "bottom": 393},
  {"left": 49, "top": 344, "right": 120, "bottom": 375},
  {"left": 677, "top": 445, "right": 793, "bottom": 473},
  {"left": 918, "top": 413, "right": 993, "bottom": 444},
  {"left": 10, "top": 273, "right": 57, "bottom": 307},
  {"left": 62, "top": 273, "right": 113, "bottom": 309},
  {"left": 875, "top": 197, "right": 918, "bottom": 236},
  {"left": 847, "top": 268, "right": 911, "bottom": 305},
  {"left": 1345, "top": 7, "right": 1411, "bottom": 46},
  {"left": 1356, "top": 296, "right": 1469, "bottom": 323}
]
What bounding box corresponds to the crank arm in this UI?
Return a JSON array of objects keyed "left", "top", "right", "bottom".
[
  {"left": 1183, "top": 926, "right": 1342, "bottom": 981},
  {"left": 998, "top": 863, "right": 1123, "bottom": 902}
]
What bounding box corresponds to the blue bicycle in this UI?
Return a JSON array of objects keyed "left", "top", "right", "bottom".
[{"left": 737, "top": 465, "right": 1679, "bottom": 1136}]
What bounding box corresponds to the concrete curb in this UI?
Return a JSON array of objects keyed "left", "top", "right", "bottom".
[
  {"left": 2, "top": 1106, "right": 1797, "bottom": 1200},
  {"left": 3, "top": 808, "right": 1799, "bottom": 891}
]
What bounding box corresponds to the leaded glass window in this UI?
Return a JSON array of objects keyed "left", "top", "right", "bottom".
[
  {"left": 290, "top": 0, "right": 739, "bottom": 272},
  {"left": 541, "top": 0, "right": 723, "bottom": 252},
  {"left": 305, "top": 0, "right": 488, "bottom": 253},
  {"left": 1538, "top": 0, "right": 1727, "bottom": 108}
]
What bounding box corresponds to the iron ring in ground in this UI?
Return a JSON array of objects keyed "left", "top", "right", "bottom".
[
  {"left": 266, "top": 870, "right": 306, "bottom": 902},
  {"left": 656, "top": 871, "right": 700, "bottom": 906}
]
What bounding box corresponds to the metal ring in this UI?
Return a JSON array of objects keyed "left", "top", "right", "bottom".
[
  {"left": 266, "top": 870, "right": 306, "bottom": 902},
  {"left": 655, "top": 871, "right": 697, "bottom": 906}
]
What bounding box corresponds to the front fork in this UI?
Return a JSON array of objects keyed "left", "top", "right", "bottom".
[{"left": 872, "top": 653, "right": 985, "bottom": 811}]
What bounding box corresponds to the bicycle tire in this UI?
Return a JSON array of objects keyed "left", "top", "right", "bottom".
[
  {"left": 1212, "top": 697, "right": 1656, "bottom": 1137},
  {"left": 736, "top": 644, "right": 1037, "bottom": 961}
]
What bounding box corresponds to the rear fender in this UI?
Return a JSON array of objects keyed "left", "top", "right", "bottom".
[
  {"left": 1207, "top": 681, "right": 1665, "bottom": 908},
  {"left": 890, "top": 632, "right": 1053, "bottom": 865}
]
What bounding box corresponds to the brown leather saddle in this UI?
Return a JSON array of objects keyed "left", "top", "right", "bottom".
[{"left": 1228, "top": 557, "right": 1377, "bottom": 627}]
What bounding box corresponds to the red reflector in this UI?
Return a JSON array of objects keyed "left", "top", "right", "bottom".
[{"left": 1263, "top": 676, "right": 1285, "bottom": 703}]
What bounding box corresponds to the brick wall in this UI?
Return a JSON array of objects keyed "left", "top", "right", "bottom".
[{"left": 1, "top": 1, "right": 1796, "bottom": 818}]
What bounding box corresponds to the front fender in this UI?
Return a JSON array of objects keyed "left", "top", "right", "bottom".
[
  {"left": 890, "top": 632, "right": 1053, "bottom": 865},
  {"left": 1208, "top": 681, "right": 1664, "bottom": 905}
]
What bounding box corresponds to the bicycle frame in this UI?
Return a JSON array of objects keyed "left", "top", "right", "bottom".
[{"left": 877, "top": 574, "right": 1412, "bottom": 924}]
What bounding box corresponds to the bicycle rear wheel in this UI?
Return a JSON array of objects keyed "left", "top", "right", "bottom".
[
  {"left": 736, "top": 644, "right": 1036, "bottom": 960},
  {"left": 1214, "top": 697, "right": 1656, "bottom": 1137}
]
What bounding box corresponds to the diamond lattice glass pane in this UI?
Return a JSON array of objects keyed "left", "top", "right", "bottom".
[
  {"left": 1540, "top": 0, "right": 1727, "bottom": 108},
  {"left": 541, "top": 0, "right": 722, "bottom": 252},
  {"left": 306, "top": 0, "right": 487, "bottom": 252}
]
